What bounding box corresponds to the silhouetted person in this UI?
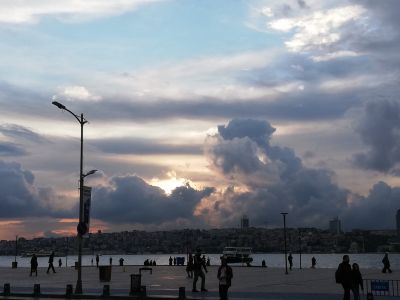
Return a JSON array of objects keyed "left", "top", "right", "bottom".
[
  {"left": 382, "top": 253, "right": 392, "bottom": 273},
  {"left": 96, "top": 254, "right": 99, "bottom": 268},
  {"left": 261, "top": 259, "right": 266, "bottom": 268},
  {"left": 119, "top": 258, "right": 124, "bottom": 266},
  {"left": 217, "top": 257, "right": 233, "bottom": 300},
  {"left": 187, "top": 253, "right": 193, "bottom": 278},
  {"left": 336, "top": 255, "right": 352, "bottom": 300},
  {"left": 109, "top": 257, "right": 112, "bottom": 266},
  {"left": 351, "top": 263, "right": 363, "bottom": 300},
  {"left": 153, "top": 260, "right": 156, "bottom": 266},
  {"left": 58, "top": 258, "right": 62, "bottom": 268},
  {"left": 192, "top": 249, "right": 208, "bottom": 292},
  {"left": 206, "top": 257, "right": 211, "bottom": 266},
  {"left": 311, "top": 257, "right": 316, "bottom": 268},
  {"left": 30, "top": 254, "right": 38, "bottom": 277},
  {"left": 91, "top": 258, "right": 93, "bottom": 266},
  {"left": 46, "top": 251, "right": 56, "bottom": 274},
  {"left": 288, "top": 253, "right": 293, "bottom": 270},
  {"left": 169, "top": 256, "right": 173, "bottom": 266},
  {"left": 173, "top": 257, "right": 176, "bottom": 266}
]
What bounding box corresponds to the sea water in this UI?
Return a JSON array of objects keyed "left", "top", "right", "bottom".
[{"left": 1, "top": 253, "right": 399, "bottom": 269}]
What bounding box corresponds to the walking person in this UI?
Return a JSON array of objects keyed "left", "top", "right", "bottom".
[
  {"left": 30, "top": 254, "right": 38, "bottom": 277},
  {"left": 217, "top": 257, "right": 233, "bottom": 300},
  {"left": 382, "top": 253, "right": 392, "bottom": 273},
  {"left": 192, "top": 249, "right": 208, "bottom": 292},
  {"left": 109, "top": 257, "right": 112, "bottom": 266},
  {"left": 46, "top": 251, "right": 56, "bottom": 274},
  {"left": 58, "top": 258, "right": 62, "bottom": 268},
  {"left": 186, "top": 253, "right": 193, "bottom": 278},
  {"left": 336, "top": 255, "right": 352, "bottom": 300},
  {"left": 288, "top": 253, "right": 293, "bottom": 270},
  {"left": 351, "top": 263, "right": 363, "bottom": 300},
  {"left": 311, "top": 257, "right": 316, "bottom": 268},
  {"left": 96, "top": 254, "right": 99, "bottom": 268}
]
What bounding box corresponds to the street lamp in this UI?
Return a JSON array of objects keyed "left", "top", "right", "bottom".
[
  {"left": 52, "top": 101, "right": 94, "bottom": 294},
  {"left": 281, "top": 212, "right": 288, "bottom": 275}
]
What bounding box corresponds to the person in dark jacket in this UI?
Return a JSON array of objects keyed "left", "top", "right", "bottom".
[
  {"left": 46, "top": 251, "right": 56, "bottom": 274},
  {"left": 186, "top": 253, "right": 193, "bottom": 278},
  {"left": 192, "top": 249, "right": 208, "bottom": 292},
  {"left": 382, "top": 253, "right": 392, "bottom": 273},
  {"left": 30, "top": 254, "right": 38, "bottom": 276},
  {"left": 288, "top": 253, "right": 293, "bottom": 270},
  {"left": 96, "top": 254, "right": 99, "bottom": 268},
  {"left": 217, "top": 257, "right": 233, "bottom": 300},
  {"left": 311, "top": 257, "right": 316, "bottom": 268},
  {"left": 351, "top": 263, "right": 363, "bottom": 300},
  {"left": 336, "top": 255, "right": 352, "bottom": 300}
]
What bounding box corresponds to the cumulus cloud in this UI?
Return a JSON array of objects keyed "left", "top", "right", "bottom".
[
  {"left": 202, "top": 118, "right": 400, "bottom": 229},
  {"left": 0, "top": 0, "right": 164, "bottom": 24},
  {"left": 0, "top": 160, "right": 72, "bottom": 218},
  {"left": 353, "top": 100, "right": 400, "bottom": 173},
  {"left": 58, "top": 86, "right": 101, "bottom": 102},
  {"left": 92, "top": 175, "right": 214, "bottom": 224},
  {"left": 202, "top": 119, "right": 348, "bottom": 227}
]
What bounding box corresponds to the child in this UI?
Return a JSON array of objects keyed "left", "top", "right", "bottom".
[{"left": 351, "top": 263, "right": 363, "bottom": 300}]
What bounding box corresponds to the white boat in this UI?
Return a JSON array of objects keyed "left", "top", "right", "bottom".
[{"left": 222, "top": 247, "right": 253, "bottom": 264}]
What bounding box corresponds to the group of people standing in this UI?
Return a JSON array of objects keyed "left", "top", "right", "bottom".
[
  {"left": 189, "top": 249, "right": 233, "bottom": 300},
  {"left": 336, "top": 253, "right": 393, "bottom": 300}
]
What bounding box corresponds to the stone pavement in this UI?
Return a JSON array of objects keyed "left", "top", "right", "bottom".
[{"left": 0, "top": 266, "right": 398, "bottom": 299}]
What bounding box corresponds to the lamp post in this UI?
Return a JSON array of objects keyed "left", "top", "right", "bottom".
[
  {"left": 281, "top": 212, "right": 288, "bottom": 275},
  {"left": 52, "top": 101, "right": 96, "bottom": 294},
  {"left": 298, "top": 229, "right": 302, "bottom": 269}
]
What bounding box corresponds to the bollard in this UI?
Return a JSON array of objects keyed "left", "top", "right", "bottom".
[
  {"left": 3, "top": 283, "right": 10, "bottom": 296},
  {"left": 65, "top": 284, "right": 73, "bottom": 297},
  {"left": 33, "top": 284, "right": 41, "bottom": 296},
  {"left": 178, "top": 287, "right": 186, "bottom": 300},
  {"left": 102, "top": 285, "right": 110, "bottom": 297}
]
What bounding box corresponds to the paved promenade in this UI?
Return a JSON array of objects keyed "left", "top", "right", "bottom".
[{"left": 0, "top": 265, "right": 398, "bottom": 299}]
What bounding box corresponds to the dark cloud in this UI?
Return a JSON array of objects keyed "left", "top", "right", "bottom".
[
  {"left": 90, "top": 138, "right": 202, "bottom": 155},
  {"left": 353, "top": 100, "right": 400, "bottom": 173},
  {"left": 92, "top": 175, "right": 214, "bottom": 224},
  {"left": 0, "top": 160, "right": 72, "bottom": 218},
  {"left": 0, "top": 142, "right": 27, "bottom": 156},
  {"left": 343, "top": 181, "right": 400, "bottom": 229},
  {"left": 202, "top": 118, "right": 399, "bottom": 229},
  {"left": 0, "top": 124, "right": 47, "bottom": 143}
]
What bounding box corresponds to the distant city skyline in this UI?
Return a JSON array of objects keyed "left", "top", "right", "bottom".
[{"left": 1, "top": 0, "right": 400, "bottom": 239}]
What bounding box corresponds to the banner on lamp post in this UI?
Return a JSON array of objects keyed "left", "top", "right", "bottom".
[{"left": 82, "top": 186, "right": 92, "bottom": 237}]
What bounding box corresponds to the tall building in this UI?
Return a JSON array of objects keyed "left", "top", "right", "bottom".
[
  {"left": 329, "top": 216, "right": 342, "bottom": 234},
  {"left": 396, "top": 209, "right": 400, "bottom": 237},
  {"left": 241, "top": 215, "right": 249, "bottom": 229}
]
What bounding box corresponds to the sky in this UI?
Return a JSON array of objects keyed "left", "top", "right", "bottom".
[{"left": 1, "top": 0, "right": 400, "bottom": 239}]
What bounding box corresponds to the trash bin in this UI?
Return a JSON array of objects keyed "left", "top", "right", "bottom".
[
  {"left": 12, "top": 261, "right": 17, "bottom": 268},
  {"left": 130, "top": 274, "right": 141, "bottom": 295},
  {"left": 99, "top": 265, "right": 112, "bottom": 282}
]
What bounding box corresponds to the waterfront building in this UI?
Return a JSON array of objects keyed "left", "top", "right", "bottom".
[
  {"left": 241, "top": 215, "right": 249, "bottom": 229},
  {"left": 329, "top": 217, "right": 341, "bottom": 234}
]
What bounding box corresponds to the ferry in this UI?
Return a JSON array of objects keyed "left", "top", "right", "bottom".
[{"left": 222, "top": 247, "right": 253, "bottom": 264}]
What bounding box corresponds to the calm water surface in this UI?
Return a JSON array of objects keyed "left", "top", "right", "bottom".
[{"left": 1, "top": 253, "right": 400, "bottom": 269}]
